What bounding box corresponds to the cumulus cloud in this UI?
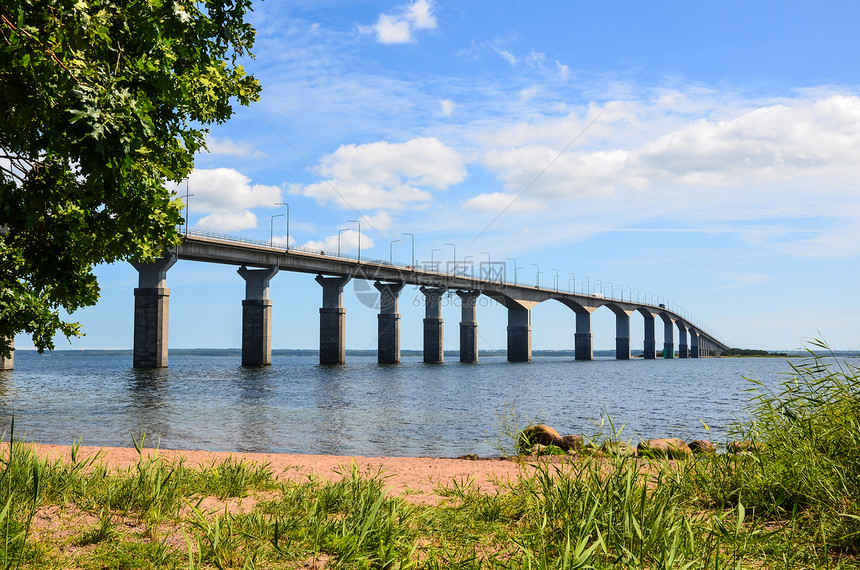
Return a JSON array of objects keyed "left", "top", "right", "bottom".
[
  {"left": 295, "top": 137, "right": 466, "bottom": 211},
  {"left": 495, "top": 48, "right": 516, "bottom": 66},
  {"left": 556, "top": 60, "right": 570, "bottom": 81},
  {"left": 463, "top": 192, "right": 546, "bottom": 213},
  {"left": 362, "top": 0, "right": 437, "bottom": 44},
  {"left": 181, "top": 168, "right": 283, "bottom": 231},
  {"left": 302, "top": 229, "right": 373, "bottom": 254}
]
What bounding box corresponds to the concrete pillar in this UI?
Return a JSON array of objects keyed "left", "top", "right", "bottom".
[
  {"left": 375, "top": 282, "right": 405, "bottom": 364},
  {"left": 316, "top": 275, "right": 351, "bottom": 365},
  {"left": 131, "top": 256, "right": 177, "bottom": 368},
  {"left": 457, "top": 290, "right": 480, "bottom": 363},
  {"left": 690, "top": 330, "right": 700, "bottom": 358},
  {"left": 575, "top": 311, "right": 593, "bottom": 361},
  {"left": 238, "top": 266, "right": 278, "bottom": 366},
  {"left": 615, "top": 312, "right": 631, "bottom": 360},
  {"left": 663, "top": 317, "right": 675, "bottom": 359},
  {"left": 677, "top": 324, "right": 689, "bottom": 359},
  {"left": 643, "top": 314, "right": 656, "bottom": 359},
  {"left": 420, "top": 287, "right": 445, "bottom": 363},
  {"left": 507, "top": 306, "right": 532, "bottom": 362},
  {"left": 1, "top": 338, "right": 12, "bottom": 371}
]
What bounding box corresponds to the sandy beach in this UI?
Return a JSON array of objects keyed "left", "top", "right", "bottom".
[{"left": 29, "top": 444, "right": 533, "bottom": 504}]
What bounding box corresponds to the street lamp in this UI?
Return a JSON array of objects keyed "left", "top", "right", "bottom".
[
  {"left": 270, "top": 213, "right": 284, "bottom": 246},
  {"left": 481, "top": 251, "right": 491, "bottom": 279},
  {"left": 531, "top": 263, "right": 541, "bottom": 288},
  {"left": 507, "top": 258, "right": 517, "bottom": 285},
  {"left": 594, "top": 279, "right": 602, "bottom": 295},
  {"left": 431, "top": 248, "right": 441, "bottom": 271},
  {"left": 348, "top": 219, "right": 360, "bottom": 261},
  {"left": 338, "top": 228, "right": 348, "bottom": 256},
  {"left": 568, "top": 273, "right": 575, "bottom": 293},
  {"left": 583, "top": 276, "right": 590, "bottom": 295},
  {"left": 275, "top": 202, "right": 289, "bottom": 251},
  {"left": 463, "top": 255, "right": 473, "bottom": 277},
  {"left": 183, "top": 180, "right": 194, "bottom": 236},
  {"left": 605, "top": 281, "right": 613, "bottom": 298},
  {"left": 389, "top": 239, "right": 400, "bottom": 264},
  {"left": 446, "top": 243, "right": 456, "bottom": 274},
  {"left": 403, "top": 232, "right": 415, "bottom": 267},
  {"left": 551, "top": 268, "right": 559, "bottom": 291}
]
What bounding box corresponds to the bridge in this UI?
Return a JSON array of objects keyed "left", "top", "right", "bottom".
[{"left": 118, "top": 229, "right": 728, "bottom": 368}]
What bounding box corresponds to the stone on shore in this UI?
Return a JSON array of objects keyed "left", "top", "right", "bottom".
[
  {"left": 601, "top": 440, "right": 637, "bottom": 457},
  {"left": 519, "top": 424, "right": 563, "bottom": 450},
  {"left": 688, "top": 440, "right": 716, "bottom": 454},
  {"left": 638, "top": 438, "right": 692, "bottom": 459}
]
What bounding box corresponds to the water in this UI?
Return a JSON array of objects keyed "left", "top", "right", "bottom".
[{"left": 0, "top": 351, "right": 797, "bottom": 457}]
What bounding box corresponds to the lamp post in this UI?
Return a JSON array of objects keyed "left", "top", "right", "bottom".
[
  {"left": 389, "top": 239, "right": 400, "bottom": 264},
  {"left": 531, "top": 263, "right": 541, "bottom": 288},
  {"left": 568, "top": 273, "right": 575, "bottom": 293},
  {"left": 583, "top": 276, "right": 590, "bottom": 295},
  {"left": 605, "top": 281, "right": 613, "bottom": 298},
  {"left": 594, "top": 279, "right": 602, "bottom": 295},
  {"left": 270, "top": 213, "right": 284, "bottom": 246},
  {"left": 463, "top": 255, "right": 473, "bottom": 277},
  {"left": 481, "top": 251, "right": 491, "bottom": 280},
  {"left": 446, "top": 243, "right": 456, "bottom": 274},
  {"left": 275, "top": 202, "right": 289, "bottom": 251},
  {"left": 348, "top": 219, "right": 360, "bottom": 261},
  {"left": 507, "top": 258, "right": 517, "bottom": 285},
  {"left": 551, "top": 268, "right": 559, "bottom": 291},
  {"left": 183, "top": 180, "right": 194, "bottom": 236},
  {"left": 338, "top": 228, "right": 348, "bottom": 256},
  {"left": 431, "top": 248, "right": 441, "bottom": 271},
  {"left": 403, "top": 232, "right": 415, "bottom": 267}
]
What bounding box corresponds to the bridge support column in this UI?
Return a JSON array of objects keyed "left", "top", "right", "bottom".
[
  {"left": 507, "top": 307, "right": 532, "bottom": 362},
  {"left": 131, "top": 256, "right": 177, "bottom": 368},
  {"left": 663, "top": 318, "right": 675, "bottom": 359},
  {"left": 420, "top": 287, "right": 445, "bottom": 363},
  {"left": 615, "top": 312, "right": 631, "bottom": 360},
  {"left": 317, "top": 275, "right": 351, "bottom": 365},
  {"left": 1, "top": 338, "right": 12, "bottom": 371},
  {"left": 690, "top": 330, "right": 699, "bottom": 358},
  {"left": 457, "top": 291, "right": 480, "bottom": 363},
  {"left": 678, "top": 324, "right": 689, "bottom": 359},
  {"left": 375, "top": 282, "right": 405, "bottom": 364},
  {"left": 643, "top": 314, "right": 656, "bottom": 359},
  {"left": 575, "top": 312, "right": 593, "bottom": 361},
  {"left": 238, "top": 266, "right": 278, "bottom": 366}
]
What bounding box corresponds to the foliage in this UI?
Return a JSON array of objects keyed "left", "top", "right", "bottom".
[
  {"left": 723, "top": 348, "right": 789, "bottom": 357},
  {"left": 0, "top": 0, "right": 261, "bottom": 356}
]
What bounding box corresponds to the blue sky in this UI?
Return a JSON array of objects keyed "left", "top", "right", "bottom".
[{"left": 21, "top": 0, "right": 860, "bottom": 352}]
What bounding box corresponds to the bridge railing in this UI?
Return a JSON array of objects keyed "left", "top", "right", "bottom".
[{"left": 181, "top": 228, "right": 727, "bottom": 346}]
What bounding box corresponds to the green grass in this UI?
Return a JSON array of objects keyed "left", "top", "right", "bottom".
[{"left": 2, "top": 341, "right": 860, "bottom": 567}]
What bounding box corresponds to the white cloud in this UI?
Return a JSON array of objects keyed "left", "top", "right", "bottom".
[
  {"left": 295, "top": 137, "right": 466, "bottom": 211},
  {"left": 463, "top": 192, "right": 546, "bottom": 213},
  {"left": 716, "top": 273, "right": 773, "bottom": 290},
  {"left": 302, "top": 229, "right": 373, "bottom": 254},
  {"left": 362, "top": 0, "right": 437, "bottom": 44},
  {"left": 204, "top": 136, "right": 262, "bottom": 158},
  {"left": 556, "top": 60, "right": 570, "bottom": 81},
  {"left": 179, "top": 168, "right": 283, "bottom": 232},
  {"left": 440, "top": 99, "right": 455, "bottom": 116},
  {"left": 495, "top": 48, "right": 516, "bottom": 66}
]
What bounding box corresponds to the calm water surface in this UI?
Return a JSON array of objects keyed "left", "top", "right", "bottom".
[{"left": 0, "top": 352, "right": 798, "bottom": 456}]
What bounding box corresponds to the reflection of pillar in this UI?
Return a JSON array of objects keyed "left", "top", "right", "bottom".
[
  {"left": 420, "top": 287, "right": 445, "bottom": 363},
  {"left": 663, "top": 317, "right": 675, "bottom": 359},
  {"left": 615, "top": 312, "right": 631, "bottom": 360},
  {"left": 238, "top": 266, "right": 278, "bottom": 366},
  {"left": 316, "top": 275, "right": 351, "bottom": 365},
  {"left": 678, "top": 324, "right": 689, "bottom": 359},
  {"left": 1, "top": 338, "right": 12, "bottom": 371},
  {"left": 131, "top": 256, "right": 177, "bottom": 368},
  {"left": 507, "top": 306, "right": 532, "bottom": 362},
  {"left": 457, "top": 290, "right": 480, "bottom": 363},
  {"left": 375, "top": 282, "right": 405, "bottom": 364},
  {"left": 643, "top": 313, "right": 656, "bottom": 359},
  {"left": 690, "top": 330, "right": 699, "bottom": 358},
  {"left": 575, "top": 312, "right": 593, "bottom": 361}
]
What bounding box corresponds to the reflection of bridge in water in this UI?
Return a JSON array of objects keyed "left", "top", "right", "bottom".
[{"left": 123, "top": 229, "right": 728, "bottom": 368}]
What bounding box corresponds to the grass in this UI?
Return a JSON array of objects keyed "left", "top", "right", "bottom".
[{"left": 2, "top": 340, "right": 860, "bottom": 567}]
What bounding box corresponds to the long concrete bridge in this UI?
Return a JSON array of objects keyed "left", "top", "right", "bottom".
[{"left": 120, "top": 229, "right": 728, "bottom": 368}]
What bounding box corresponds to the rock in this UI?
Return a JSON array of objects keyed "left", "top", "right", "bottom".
[
  {"left": 601, "top": 440, "right": 637, "bottom": 457},
  {"left": 688, "top": 440, "right": 716, "bottom": 454},
  {"left": 519, "top": 424, "right": 564, "bottom": 452},
  {"left": 638, "top": 438, "right": 692, "bottom": 459},
  {"left": 456, "top": 453, "right": 479, "bottom": 460},
  {"left": 560, "top": 434, "right": 584, "bottom": 452},
  {"left": 727, "top": 440, "right": 763, "bottom": 454},
  {"left": 530, "top": 443, "right": 548, "bottom": 456}
]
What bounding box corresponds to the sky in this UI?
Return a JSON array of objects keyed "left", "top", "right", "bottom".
[{"left": 19, "top": 0, "right": 860, "bottom": 353}]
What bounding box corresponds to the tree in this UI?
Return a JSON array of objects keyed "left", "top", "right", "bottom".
[{"left": 0, "top": 0, "right": 261, "bottom": 357}]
